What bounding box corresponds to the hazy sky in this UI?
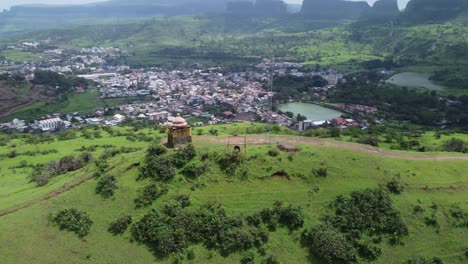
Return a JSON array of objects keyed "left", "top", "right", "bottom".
[{"left": 1, "top": 0, "right": 411, "bottom": 11}]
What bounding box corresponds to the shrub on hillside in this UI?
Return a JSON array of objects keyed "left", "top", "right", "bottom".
[
  {"left": 108, "top": 215, "right": 132, "bottom": 235},
  {"left": 241, "top": 250, "right": 255, "bottom": 264},
  {"left": 302, "top": 224, "right": 356, "bottom": 264},
  {"left": 49, "top": 208, "right": 93, "bottom": 238},
  {"left": 331, "top": 188, "right": 408, "bottom": 238},
  {"left": 146, "top": 143, "right": 168, "bottom": 157},
  {"left": 442, "top": 138, "right": 466, "bottom": 152},
  {"left": 172, "top": 144, "right": 197, "bottom": 167},
  {"left": 181, "top": 162, "right": 208, "bottom": 178},
  {"left": 358, "top": 135, "right": 379, "bottom": 147},
  {"left": 134, "top": 183, "right": 167, "bottom": 208},
  {"left": 217, "top": 151, "right": 244, "bottom": 174},
  {"left": 267, "top": 149, "right": 279, "bottom": 157},
  {"left": 95, "top": 175, "right": 118, "bottom": 198},
  {"left": 386, "top": 178, "right": 405, "bottom": 194},
  {"left": 30, "top": 154, "right": 92, "bottom": 186},
  {"left": 449, "top": 206, "right": 468, "bottom": 228},
  {"left": 130, "top": 202, "right": 300, "bottom": 257},
  {"left": 139, "top": 155, "right": 176, "bottom": 181},
  {"left": 356, "top": 239, "right": 382, "bottom": 260},
  {"left": 313, "top": 167, "right": 328, "bottom": 177},
  {"left": 173, "top": 194, "right": 191, "bottom": 208}
]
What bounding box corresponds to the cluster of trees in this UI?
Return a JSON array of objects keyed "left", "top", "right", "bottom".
[
  {"left": 138, "top": 144, "right": 175, "bottom": 181},
  {"left": 32, "top": 70, "right": 91, "bottom": 100},
  {"left": 30, "top": 154, "right": 93, "bottom": 186},
  {"left": 330, "top": 72, "right": 468, "bottom": 128},
  {"left": 131, "top": 201, "right": 303, "bottom": 256},
  {"left": 442, "top": 138, "right": 467, "bottom": 153},
  {"left": 95, "top": 175, "right": 118, "bottom": 198},
  {"left": 134, "top": 183, "right": 168, "bottom": 208},
  {"left": 49, "top": 208, "right": 93, "bottom": 238},
  {"left": 271, "top": 75, "right": 328, "bottom": 102},
  {"left": 302, "top": 187, "right": 408, "bottom": 262},
  {"left": 108, "top": 215, "right": 133, "bottom": 235}
]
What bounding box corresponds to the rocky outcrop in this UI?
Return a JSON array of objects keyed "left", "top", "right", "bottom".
[
  {"left": 226, "top": 0, "right": 287, "bottom": 16},
  {"left": 362, "top": 0, "right": 400, "bottom": 19},
  {"left": 300, "top": 0, "right": 370, "bottom": 20},
  {"left": 403, "top": 0, "right": 468, "bottom": 22}
]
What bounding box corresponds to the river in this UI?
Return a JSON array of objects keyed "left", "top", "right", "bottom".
[{"left": 278, "top": 102, "right": 343, "bottom": 121}]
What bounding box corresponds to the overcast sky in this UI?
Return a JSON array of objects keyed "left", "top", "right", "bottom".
[{"left": 0, "top": 0, "right": 411, "bottom": 11}]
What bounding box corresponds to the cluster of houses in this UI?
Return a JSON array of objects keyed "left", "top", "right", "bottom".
[{"left": 0, "top": 38, "right": 382, "bottom": 134}]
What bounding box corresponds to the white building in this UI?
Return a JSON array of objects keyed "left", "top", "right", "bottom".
[
  {"left": 36, "top": 118, "right": 63, "bottom": 132},
  {"left": 147, "top": 111, "right": 169, "bottom": 121}
]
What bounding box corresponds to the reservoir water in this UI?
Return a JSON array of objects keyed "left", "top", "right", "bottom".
[
  {"left": 278, "top": 102, "right": 343, "bottom": 121},
  {"left": 386, "top": 72, "right": 445, "bottom": 91}
]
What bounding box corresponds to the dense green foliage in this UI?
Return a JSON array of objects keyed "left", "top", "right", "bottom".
[
  {"left": 131, "top": 201, "right": 303, "bottom": 256},
  {"left": 31, "top": 70, "right": 90, "bottom": 100},
  {"left": 330, "top": 72, "right": 468, "bottom": 127},
  {"left": 271, "top": 75, "right": 328, "bottom": 102},
  {"left": 49, "top": 208, "right": 93, "bottom": 238},
  {"left": 302, "top": 187, "right": 408, "bottom": 263},
  {"left": 30, "top": 154, "right": 92, "bottom": 186},
  {"left": 134, "top": 183, "right": 167, "bottom": 208},
  {"left": 95, "top": 175, "right": 118, "bottom": 198},
  {"left": 108, "top": 215, "right": 133, "bottom": 235},
  {"left": 302, "top": 224, "right": 356, "bottom": 263}
]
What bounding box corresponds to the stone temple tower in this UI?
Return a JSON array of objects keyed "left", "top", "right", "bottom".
[{"left": 167, "top": 114, "right": 192, "bottom": 147}]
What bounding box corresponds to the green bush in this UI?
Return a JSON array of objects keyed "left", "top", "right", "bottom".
[
  {"left": 313, "top": 167, "right": 328, "bottom": 177},
  {"left": 49, "top": 208, "right": 93, "bottom": 238},
  {"left": 241, "top": 251, "right": 255, "bottom": 264},
  {"left": 174, "top": 194, "right": 191, "bottom": 208},
  {"left": 267, "top": 149, "right": 279, "bottom": 157},
  {"left": 442, "top": 138, "right": 466, "bottom": 152},
  {"left": 173, "top": 144, "right": 197, "bottom": 167},
  {"left": 95, "top": 175, "right": 118, "bottom": 198},
  {"left": 139, "top": 155, "right": 176, "bottom": 181},
  {"left": 302, "top": 224, "right": 356, "bottom": 264},
  {"left": 108, "top": 215, "right": 132, "bottom": 235},
  {"left": 218, "top": 151, "right": 244, "bottom": 174},
  {"left": 31, "top": 154, "right": 92, "bottom": 186},
  {"left": 449, "top": 206, "right": 468, "bottom": 228},
  {"left": 181, "top": 162, "right": 208, "bottom": 178},
  {"left": 386, "top": 178, "right": 405, "bottom": 194},
  {"left": 357, "top": 239, "right": 382, "bottom": 260},
  {"left": 134, "top": 183, "right": 166, "bottom": 208}
]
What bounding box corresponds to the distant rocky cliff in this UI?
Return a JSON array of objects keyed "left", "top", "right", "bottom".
[{"left": 300, "top": 0, "right": 370, "bottom": 19}]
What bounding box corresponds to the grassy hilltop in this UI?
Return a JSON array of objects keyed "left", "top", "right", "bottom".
[{"left": 0, "top": 123, "right": 467, "bottom": 264}]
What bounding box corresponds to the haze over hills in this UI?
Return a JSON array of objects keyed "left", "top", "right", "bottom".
[
  {"left": 362, "top": 0, "right": 400, "bottom": 19},
  {"left": 300, "top": 0, "right": 370, "bottom": 19}
]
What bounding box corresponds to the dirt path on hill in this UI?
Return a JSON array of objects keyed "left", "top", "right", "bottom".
[{"left": 194, "top": 135, "right": 468, "bottom": 161}]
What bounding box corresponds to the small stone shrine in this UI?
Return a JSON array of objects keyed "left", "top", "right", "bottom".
[{"left": 167, "top": 114, "right": 192, "bottom": 147}]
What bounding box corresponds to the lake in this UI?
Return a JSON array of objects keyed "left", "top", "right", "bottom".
[
  {"left": 278, "top": 102, "right": 343, "bottom": 121},
  {"left": 386, "top": 72, "right": 445, "bottom": 91}
]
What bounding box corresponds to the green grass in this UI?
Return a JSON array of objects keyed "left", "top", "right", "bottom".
[
  {"left": 6, "top": 90, "right": 103, "bottom": 121},
  {"left": 0, "top": 126, "right": 467, "bottom": 263},
  {"left": 0, "top": 50, "right": 47, "bottom": 63}
]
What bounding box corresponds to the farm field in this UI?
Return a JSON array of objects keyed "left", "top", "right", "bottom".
[{"left": 0, "top": 125, "right": 467, "bottom": 264}]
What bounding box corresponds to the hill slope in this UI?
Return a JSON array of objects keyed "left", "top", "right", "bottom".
[{"left": 0, "top": 125, "right": 467, "bottom": 264}]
